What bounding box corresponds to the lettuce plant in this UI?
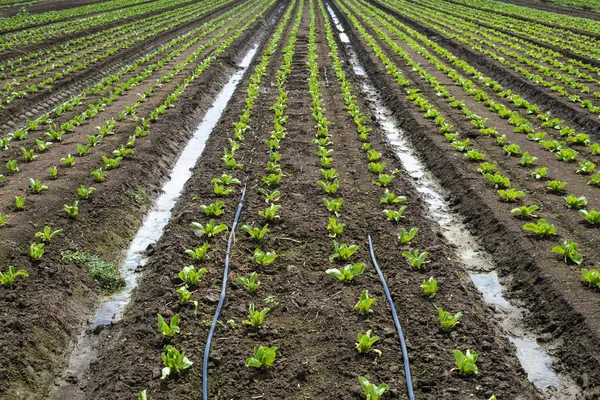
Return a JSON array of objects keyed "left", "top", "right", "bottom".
[
  {"left": 523, "top": 219, "right": 556, "bottom": 236},
  {"left": 329, "top": 241, "right": 359, "bottom": 262},
  {"left": 503, "top": 144, "right": 521, "bottom": 156},
  {"left": 185, "top": 243, "right": 209, "bottom": 262},
  {"left": 190, "top": 219, "right": 228, "bottom": 238},
  {"left": 547, "top": 180, "right": 567, "bottom": 192},
  {"left": 326, "top": 263, "right": 365, "bottom": 282},
  {"left": 438, "top": 307, "right": 463, "bottom": 331},
  {"left": 579, "top": 209, "right": 600, "bottom": 225},
  {"left": 157, "top": 313, "right": 180, "bottom": 337},
  {"left": 178, "top": 266, "right": 207, "bottom": 286},
  {"left": 485, "top": 172, "right": 510, "bottom": 189},
  {"left": 531, "top": 167, "right": 547, "bottom": 180},
  {"left": 582, "top": 269, "right": 600, "bottom": 289},
  {"left": 29, "top": 178, "right": 48, "bottom": 194},
  {"left": 35, "top": 226, "right": 63, "bottom": 242},
  {"left": 213, "top": 183, "right": 233, "bottom": 196},
  {"left": 398, "top": 227, "right": 418, "bottom": 244},
  {"left": 21, "top": 148, "right": 36, "bottom": 162},
  {"left": 237, "top": 272, "right": 259, "bottom": 292},
  {"left": 577, "top": 160, "right": 595, "bottom": 175},
  {"left": 49, "top": 167, "right": 58, "bottom": 179},
  {"left": 77, "top": 185, "right": 96, "bottom": 199},
  {"left": 373, "top": 173, "right": 394, "bottom": 187},
  {"left": 242, "top": 224, "right": 270, "bottom": 240},
  {"left": 6, "top": 160, "right": 19, "bottom": 173},
  {"left": 137, "top": 390, "right": 150, "bottom": 400},
  {"left": 453, "top": 349, "right": 478, "bottom": 375},
  {"left": 421, "top": 277, "right": 438, "bottom": 297},
  {"left": 91, "top": 168, "right": 105, "bottom": 183},
  {"left": 464, "top": 149, "right": 485, "bottom": 161},
  {"left": 477, "top": 162, "right": 496, "bottom": 175},
  {"left": 368, "top": 162, "right": 385, "bottom": 173},
  {"left": 61, "top": 154, "right": 75, "bottom": 167},
  {"left": 211, "top": 174, "right": 241, "bottom": 186},
  {"left": 323, "top": 198, "right": 343, "bottom": 216},
  {"left": 511, "top": 205, "right": 539, "bottom": 218},
  {"left": 519, "top": 151, "right": 536, "bottom": 166},
  {"left": 262, "top": 173, "right": 282, "bottom": 187},
  {"left": 355, "top": 290, "right": 375, "bottom": 314},
  {"left": 555, "top": 148, "right": 578, "bottom": 162},
  {"left": 565, "top": 194, "right": 587, "bottom": 209},
  {"left": 0, "top": 213, "right": 7, "bottom": 226},
  {"left": 589, "top": 172, "right": 600, "bottom": 187},
  {"left": 383, "top": 206, "right": 407, "bottom": 222},
  {"left": 380, "top": 189, "right": 406, "bottom": 204},
  {"left": 102, "top": 156, "right": 122, "bottom": 170},
  {"left": 200, "top": 201, "right": 225, "bottom": 216},
  {"left": 29, "top": 242, "right": 44, "bottom": 261},
  {"left": 15, "top": 196, "right": 26, "bottom": 210},
  {"left": 552, "top": 241, "right": 583, "bottom": 265},
  {"left": 0, "top": 266, "right": 28, "bottom": 287},
  {"left": 358, "top": 377, "right": 388, "bottom": 400},
  {"left": 356, "top": 330, "right": 381, "bottom": 356},
  {"left": 327, "top": 217, "right": 344, "bottom": 237},
  {"left": 258, "top": 188, "right": 280, "bottom": 203},
  {"left": 243, "top": 304, "right": 270, "bottom": 328},
  {"left": 260, "top": 204, "right": 281, "bottom": 221},
  {"left": 251, "top": 248, "right": 277, "bottom": 266},
  {"left": 245, "top": 346, "right": 277, "bottom": 368},
  {"left": 498, "top": 189, "right": 525, "bottom": 202},
  {"left": 318, "top": 179, "right": 339, "bottom": 194},
  {"left": 64, "top": 200, "right": 79, "bottom": 218},
  {"left": 402, "top": 250, "right": 430, "bottom": 268},
  {"left": 161, "top": 345, "right": 192, "bottom": 380}
]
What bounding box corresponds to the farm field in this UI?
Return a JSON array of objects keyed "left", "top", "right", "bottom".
[{"left": 0, "top": 0, "right": 599, "bottom": 399}]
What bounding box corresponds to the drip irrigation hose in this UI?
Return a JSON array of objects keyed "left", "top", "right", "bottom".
[
  {"left": 367, "top": 234, "right": 415, "bottom": 400},
  {"left": 202, "top": 184, "right": 247, "bottom": 400}
]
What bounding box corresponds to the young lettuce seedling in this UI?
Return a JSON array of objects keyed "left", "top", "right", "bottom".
[
  {"left": 355, "top": 290, "right": 375, "bottom": 314},
  {"left": 582, "top": 269, "right": 600, "bottom": 289},
  {"left": 259, "top": 204, "right": 281, "bottom": 221},
  {"left": 379, "top": 189, "right": 406, "bottom": 205},
  {"left": 532, "top": 167, "right": 548, "bottom": 180},
  {"left": 35, "top": 226, "right": 63, "bottom": 242},
  {"left": 329, "top": 241, "right": 359, "bottom": 262},
  {"left": 421, "top": 277, "right": 438, "bottom": 297},
  {"left": 178, "top": 266, "right": 207, "bottom": 286},
  {"left": 49, "top": 167, "right": 58, "bottom": 180},
  {"left": 565, "top": 194, "right": 587, "bottom": 209},
  {"left": 77, "top": 185, "right": 96, "bottom": 199},
  {"left": 236, "top": 272, "right": 259, "bottom": 292},
  {"left": 356, "top": 330, "right": 381, "bottom": 356},
  {"left": 477, "top": 162, "right": 496, "bottom": 175},
  {"left": 200, "top": 201, "right": 225, "bottom": 216},
  {"left": 327, "top": 217, "right": 344, "bottom": 237},
  {"left": 523, "top": 219, "right": 556, "bottom": 236},
  {"left": 498, "top": 189, "right": 525, "bottom": 202},
  {"left": 211, "top": 174, "right": 241, "bottom": 186},
  {"left": 485, "top": 172, "right": 511, "bottom": 189},
  {"left": 15, "top": 196, "right": 26, "bottom": 210},
  {"left": 577, "top": 160, "right": 595, "bottom": 175},
  {"left": 64, "top": 200, "right": 79, "bottom": 218},
  {"left": 251, "top": 248, "right": 277, "bottom": 266},
  {"left": 21, "top": 148, "right": 36, "bottom": 162},
  {"left": 367, "top": 162, "right": 386, "bottom": 174},
  {"left": 185, "top": 243, "right": 209, "bottom": 263},
  {"left": 589, "top": 172, "right": 600, "bottom": 187},
  {"left": 245, "top": 346, "right": 277, "bottom": 368},
  {"left": 213, "top": 183, "right": 234, "bottom": 197},
  {"left": 511, "top": 205, "right": 539, "bottom": 219},
  {"left": 102, "top": 155, "right": 122, "bottom": 170},
  {"left": 157, "top": 313, "right": 180, "bottom": 337},
  {"left": 242, "top": 224, "right": 270, "bottom": 240},
  {"left": 262, "top": 173, "right": 283, "bottom": 187},
  {"left": 243, "top": 304, "right": 270, "bottom": 328},
  {"left": 383, "top": 206, "right": 407, "bottom": 222},
  {"left": 326, "top": 263, "right": 365, "bottom": 282},
  {"left": 402, "top": 250, "right": 430, "bottom": 269},
  {"left": 547, "top": 180, "right": 568, "bottom": 192},
  {"left": 0, "top": 213, "right": 7, "bottom": 226},
  {"left": 579, "top": 209, "right": 600, "bottom": 225},
  {"left": 61, "top": 154, "right": 75, "bottom": 167},
  {"left": 318, "top": 179, "right": 339, "bottom": 194},
  {"left": 0, "top": 266, "right": 29, "bottom": 287},
  {"left": 138, "top": 390, "right": 151, "bottom": 400},
  {"left": 398, "top": 227, "right": 418, "bottom": 244},
  {"left": 258, "top": 188, "right": 281, "bottom": 203},
  {"left": 6, "top": 160, "right": 20, "bottom": 173},
  {"left": 552, "top": 241, "right": 583, "bottom": 265},
  {"left": 29, "top": 242, "right": 44, "bottom": 261},
  {"left": 29, "top": 178, "right": 48, "bottom": 194},
  {"left": 358, "top": 376, "right": 388, "bottom": 400},
  {"left": 160, "top": 345, "right": 192, "bottom": 380},
  {"left": 91, "top": 168, "right": 105, "bottom": 183},
  {"left": 323, "top": 198, "right": 343, "bottom": 216},
  {"left": 453, "top": 349, "right": 479, "bottom": 375},
  {"left": 437, "top": 307, "right": 463, "bottom": 331},
  {"left": 373, "top": 174, "right": 394, "bottom": 187},
  {"left": 190, "top": 219, "right": 228, "bottom": 238}
]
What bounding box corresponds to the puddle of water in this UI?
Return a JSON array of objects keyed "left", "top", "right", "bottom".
[
  {"left": 325, "top": 3, "right": 576, "bottom": 395},
  {"left": 91, "top": 43, "right": 259, "bottom": 327},
  {"left": 48, "top": 44, "right": 261, "bottom": 399}
]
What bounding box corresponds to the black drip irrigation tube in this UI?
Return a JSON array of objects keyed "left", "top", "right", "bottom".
[
  {"left": 202, "top": 184, "right": 247, "bottom": 400},
  {"left": 367, "top": 234, "right": 415, "bottom": 400}
]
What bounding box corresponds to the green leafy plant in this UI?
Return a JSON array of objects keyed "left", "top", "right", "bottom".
[
  {"left": 49, "top": 167, "right": 58, "bottom": 179},
  {"left": 383, "top": 206, "right": 407, "bottom": 222},
  {"left": 200, "top": 201, "right": 225, "bottom": 216},
  {"left": 398, "top": 227, "right": 418, "bottom": 244},
  {"left": 547, "top": 180, "right": 568, "bottom": 192},
  {"left": 577, "top": 160, "right": 595, "bottom": 175},
  {"left": 582, "top": 269, "right": 600, "bottom": 289},
  {"left": 520, "top": 151, "right": 537, "bottom": 166},
  {"left": 565, "top": 194, "right": 587, "bottom": 209},
  {"left": 64, "top": 200, "right": 79, "bottom": 218},
  {"left": 157, "top": 313, "right": 180, "bottom": 337},
  {"left": 161, "top": 345, "right": 192, "bottom": 380},
  {"left": 323, "top": 198, "right": 343, "bottom": 216},
  {"left": 262, "top": 173, "right": 282, "bottom": 187},
  {"left": 29, "top": 242, "right": 44, "bottom": 261},
  {"left": 35, "top": 226, "right": 63, "bottom": 242},
  {"left": 245, "top": 346, "right": 277, "bottom": 368},
  {"left": 91, "top": 168, "right": 105, "bottom": 183},
  {"left": 503, "top": 144, "right": 521, "bottom": 156},
  {"left": 485, "top": 172, "right": 510, "bottom": 189},
  {"left": 61, "top": 154, "right": 75, "bottom": 167},
  {"left": 368, "top": 162, "right": 385, "bottom": 173},
  {"left": 29, "top": 178, "right": 48, "bottom": 194},
  {"left": 243, "top": 304, "right": 270, "bottom": 328},
  {"left": 0, "top": 266, "right": 28, "bottom": 287},
  {"left": 532, "top": 167, "right": 548, "bottom": 180},
  {"left": 355, "top": 290, "right": 375, "bottom": 314},
  {"left": 77, "top": 185, "right": 96, "bottom": 199},
  {"left": 0, "top": 213, "right": 7, "bottom": 226},
  {"left": 477, "top": 162, "right": 496, "bottom": 174},
  {"left": 498, "top": 189, "right": 525, "bottom": 202},
  {"left": 373, "top": 173, "right": 394, "bottom": 187},
  {"left": 453, "top": 349, "right": 479, "bottom": 375},
  {"left": 190, "top": 219, "right": 228, "bottom": 238},
  {"left": 555, "top": 148, "right": 578, "bottom": 162},
  {"left": 511, "top": 205, "right": 539, "bottom": 218},
  {"left": 258, "top": 188, "right": 280, "bottom": 203},
  {"left": 402, "top": 249, "right": 430, "bottom": 268},
  {"left": 523, "top": 219, "right": 556, "bottom": 236},
  {"left": 178, "top": 266, "right": 207, "bottom": 286},
  {"left": 211, "top": 174, "right": 241, "bottom": 186},
  {"left": 326, "top": 263, "right": 365, "bottom": 282},
  {"left": 358, "top": 376, "right": 388, "bottom": 400},
  {"left": 356, "top": 330, "right": 381, "bottom": 356},
  {"left": 259, "top": 204, "right": 281, "bottom": 221},
  {"left": 329, "top": 241, "right": 359, "bottom": 262},
  {"left": 251, "top": 248, "right": 277, "bottom": 266},
  {"left": 421, "top": 276, "right": 438, "bottom": 298},
  {"left": 327, "top": 217, "right": 344, "bottom": 237},
  {"left": 579, "top": 209, "right": 600, "bottom": 225},
  {"left": 15, "top": 196, "right": 26, "bottom": 210},
  {"left": 6, "top": 160, "right": 19, "bottom": 173},
  {"left": 552, "top": 241, "right": 583, "bottom": 265},
  {"left": 102, "top": 155, "right": 122, "bottom": 170},
  {"left": 438, "top": 307, "right": 463, "bottom": 331},
  {"left": 21, "top": 148, "right": 36, "bottom": 162},
  {"left": 185, "top": 243, "right": 209, "bottom": 262},
  {"left": 318, "top": 179, "right": 339, "bottom": 194},
  {"left": 464, "top": 149, "right": 485, "bottom": 161},
  {"left": 213, "top": 183, "right": 234, "bottom": 196},
  {"left": 380, "top": 189, "right": 406, "bottom": 204},
  {"left": 237, "top": 272, "right": 259, "bottom": 292},
  {"left": 242, "top": 224, "right": 270, "bottom": 240}
]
